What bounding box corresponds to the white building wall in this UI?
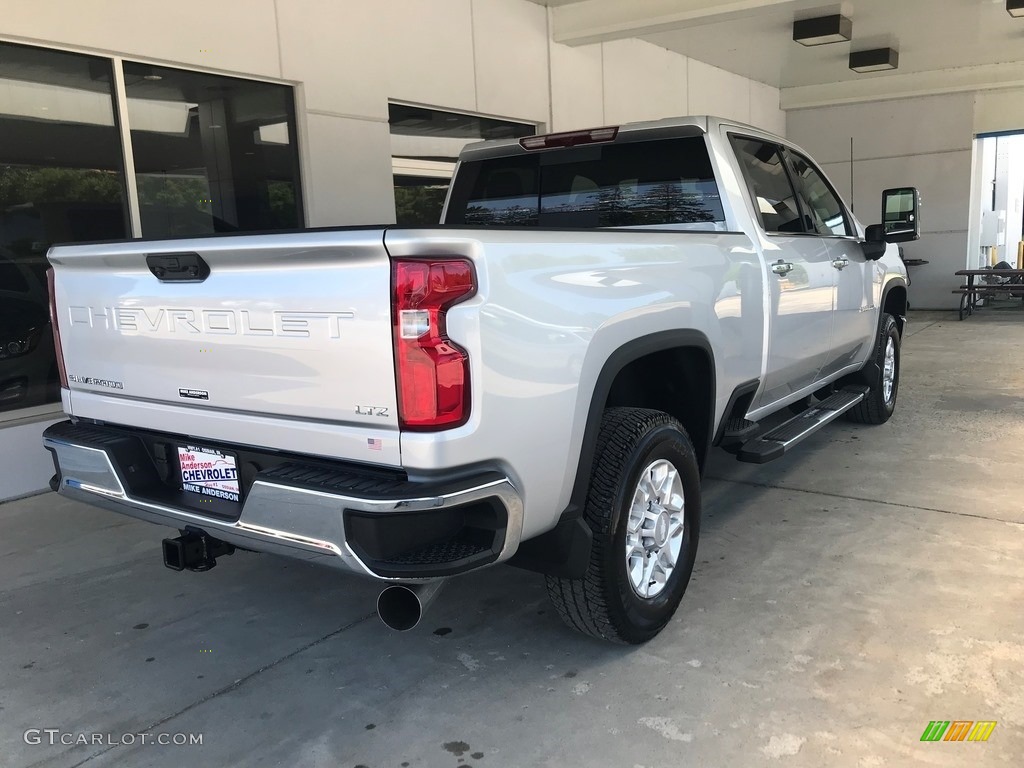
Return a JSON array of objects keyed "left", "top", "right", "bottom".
[
  {"left": 789, "top": 87, "right": 1024, "bottom": 309},
  {"left": 3, "top": 0, "right": 283, "bottom": 78},
  {"left": 975, "top": 87, "right": 1024, "bottom": 137},
  {"left": 550, "top": 37, "right": 784, "bottom": 136},
  {"left": 0, "top": 0, "right": 783, "bottom": 500},
  {"left": 548, "top": 38, "right": 605, "bottom": 130},
  {"left": 4, "top": 0, "right": 783, "bottom": 234},
  {"left": 600, "top": 38, "right": 689, "bottom": 126},
  {"left": 0, "top": 419, "right": 61, "bottom": 501},
  {"left": 787, "top": 93, "right": 976, "bottom": 310}
]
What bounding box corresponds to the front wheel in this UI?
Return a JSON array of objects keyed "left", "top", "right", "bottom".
[
  {"left": 545, "top": 408, "right": 701, "bottom": 644},
  {"left": 846, "top": 313, "right": 901, "bottom": 425}
]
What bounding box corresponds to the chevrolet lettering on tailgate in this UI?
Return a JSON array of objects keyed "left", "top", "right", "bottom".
[{"left": 66, "top": 306, "right": 355, "bottom": 338}]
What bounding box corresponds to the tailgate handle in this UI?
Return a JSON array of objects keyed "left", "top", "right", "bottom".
[{"left": 147, "top": 253, "right": 210, "bottom": 282}]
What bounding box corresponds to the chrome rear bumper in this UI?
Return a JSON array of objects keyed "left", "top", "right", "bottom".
[{"left": 43, "top": 421, "right": 523, "bottom": 581}]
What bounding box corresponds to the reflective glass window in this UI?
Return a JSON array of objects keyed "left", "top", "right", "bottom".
[
  {"left": 124, "top": 62, "right": 302, "bottom": 236},
  {"left": 0, "top": 41, "right": 128, "bottom": 414}
]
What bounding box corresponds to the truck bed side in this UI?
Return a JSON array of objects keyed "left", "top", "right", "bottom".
[{"left": 385, "top": 227, "right": 765, "bottom": 539}]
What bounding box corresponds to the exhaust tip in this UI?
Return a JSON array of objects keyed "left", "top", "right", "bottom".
[
  {"left": 377, "top": 585, "right": 424, "bottom": 631},
  {"left": 376, "top": 580, "right": 447, "bottom": 631}
]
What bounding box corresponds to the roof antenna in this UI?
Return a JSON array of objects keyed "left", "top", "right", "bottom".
[{"left": 850, "top": 137, "right": 855, "bottom": 214}]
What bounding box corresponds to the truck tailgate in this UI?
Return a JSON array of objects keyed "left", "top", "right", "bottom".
[{"left": 48, "top": 229, "right": 399, "bottom": 462}]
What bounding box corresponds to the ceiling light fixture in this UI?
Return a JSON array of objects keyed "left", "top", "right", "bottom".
[
  {"left": 1008, "top": 0, "right": 1024, "bottom": 17},
  {"left": 793, "top": 14, "right": 852, "bottom": 46},
  {"left": 136, "top": 65, "right": 164, "bottom": 81},
  {"left": 849, "top": 47, "right": 899, "bottom": 73}
]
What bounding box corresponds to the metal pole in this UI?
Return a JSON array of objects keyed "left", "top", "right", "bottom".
[{"left": 112, "top": 58, "right": 143, "bottom": 238}]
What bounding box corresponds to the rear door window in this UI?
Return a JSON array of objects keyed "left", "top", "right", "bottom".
[
  {"left": 445, "top": 137, "right": 726, "bottom": 230},
  {"left": 729, "top": 136, "right": 806, "bottom": 234}
]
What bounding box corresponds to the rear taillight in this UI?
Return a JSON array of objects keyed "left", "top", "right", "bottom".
[
  {"left": 392, "top": 259, "right": 475, "bottom": 430},
  {"left": 47, "top": 267, "right": 68, "bottom": 389}
]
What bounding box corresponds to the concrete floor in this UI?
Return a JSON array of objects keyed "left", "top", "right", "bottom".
[{"left": 2, "top": 309, "right": 1023, "bottom": 768}]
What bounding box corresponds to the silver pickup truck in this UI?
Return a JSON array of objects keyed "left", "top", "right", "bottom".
[{"left": 42, "top": 116, "right": 918, "bottom": 644}]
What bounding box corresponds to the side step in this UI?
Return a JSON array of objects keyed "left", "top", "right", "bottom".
[
  {"left": 720, "top": 418, "right": 760, "bottom": 451},
  {"left": 736, "top": 386, "right": 869, "bottom": 464}
]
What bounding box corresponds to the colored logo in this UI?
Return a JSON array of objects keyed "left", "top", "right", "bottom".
[{"left": 920, "top": 721, "right": 997, "bottom": 742}]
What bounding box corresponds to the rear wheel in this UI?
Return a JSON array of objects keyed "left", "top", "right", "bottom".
[
  {"left": 846, "top": 313, "right": 900, "bottom": 425},
  {"left": 545, "top": 408, "right": 701, "bottom": 644}
]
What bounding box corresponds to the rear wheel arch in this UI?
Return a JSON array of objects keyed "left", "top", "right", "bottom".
[
  {"left": 509, "top": 331, "right": 715, "bottom": 579},
  {"left": 571, "top": 331, "right": 715, "bottom": 510}
]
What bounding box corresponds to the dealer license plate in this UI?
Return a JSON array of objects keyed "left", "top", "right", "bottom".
[{"left": 178, "top": 444, "right": 240, "bottom": 503}]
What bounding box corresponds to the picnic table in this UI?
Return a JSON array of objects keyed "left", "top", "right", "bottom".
[{"left": 954, "top": 268, "right": 1024, "bottom": 320}]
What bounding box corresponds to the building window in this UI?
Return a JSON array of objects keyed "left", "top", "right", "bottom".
[
  {"left": 393, "top": 174, "right": 452, "bottom": 228},
  {"left": 0, "top": 41, "right": 304, "bottom": 419},
  {"left": 0, "top": 41, "right": 128, "bottom": 415},
  {"left": 124, "top": 62, "right": 302, "bottom": 237},
  {"left": 389, "top": 103, "right": 535, "bottom": 226}
]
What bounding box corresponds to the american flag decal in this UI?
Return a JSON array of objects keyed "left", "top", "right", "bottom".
[{"left": 367, "top": 438, "right": 383, "bottom": 451}]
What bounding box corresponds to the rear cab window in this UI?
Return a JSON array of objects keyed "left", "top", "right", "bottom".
[{"left": 444, "top": 136, "right": 727, "bottom": 230}]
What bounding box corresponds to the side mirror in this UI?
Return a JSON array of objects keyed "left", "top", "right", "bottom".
[
  {"left": 862, "top": 223, "right": 888, "bottom": 260},
  {"left": 881, "top": 187, "right": 921, "bottom": 243}
]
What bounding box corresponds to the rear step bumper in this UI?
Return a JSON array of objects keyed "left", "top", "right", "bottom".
[{"left": 43, "top": 421, "right": 523, "bottom": 580}]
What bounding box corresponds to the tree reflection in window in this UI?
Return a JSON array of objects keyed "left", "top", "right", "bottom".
[{"left": 449, "top": 137, "right": 726, "bottom": 230}]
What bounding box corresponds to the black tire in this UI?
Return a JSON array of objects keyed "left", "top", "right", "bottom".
[
  {"left": 846, "top": 313, "right": 901, "bottom": 425},
  {"left": 545, "top": 408, "right": 701, "bottom": 644}
]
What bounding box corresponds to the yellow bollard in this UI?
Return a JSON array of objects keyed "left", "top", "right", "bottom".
[
  {"left": 1018, "top": 241, "right": 1023, "bottom": 270},
  {"left": 990, "top": 246, "right": 998, "bottom": 266}
]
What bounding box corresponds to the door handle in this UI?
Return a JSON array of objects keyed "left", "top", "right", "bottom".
[
  {"left": 831, "top": 257, "right": 850, "bottom": 271},
  {"left": 147, "top": 252, "right": 210, "bottom": 282},
  {"left": 771, "top": 260, "right": 794, "bottom": 276}
]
